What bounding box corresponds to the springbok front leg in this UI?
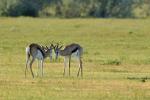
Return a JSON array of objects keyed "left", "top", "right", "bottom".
[
  {"left": 32, "top": 59, "right": 44, "bottom": 77},
  {"left": 63, "top": 56, "right": 67, "bottom": 76},
  {"left": 80, "top": 58, "right": 83, "bottom": 77},
  {"left": 69, "top": 56, "right": 71, "bottom": 76}
]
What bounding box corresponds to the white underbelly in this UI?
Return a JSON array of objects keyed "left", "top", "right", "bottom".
[
  {"left": 72, "top": 50, "right": 79, "bottom": 57},
  {"left": 36, "top": 50, "right": 43, "bottom": 60}
]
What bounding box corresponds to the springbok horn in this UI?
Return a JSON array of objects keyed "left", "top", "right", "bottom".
[{"left": 46, "top": 46, "right": 49, "bottom": 49}]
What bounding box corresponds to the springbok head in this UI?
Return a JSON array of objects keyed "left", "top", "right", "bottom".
[
  {"left": 52, "top": 43, "right": 63, "bottom": 60},
  {"left": 42, "top": 44, "right": 54, "bottom": 61}
]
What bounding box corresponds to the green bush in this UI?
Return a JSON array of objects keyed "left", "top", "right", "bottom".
[
  {"left": 9, "top": 0, "right": 41, "bottom": 17},
  {"left": 0, "top": 0, "right": 150, "bottom": 18},
  {"left": 0, "top": 0, "right": 42, "bottom": 17}
]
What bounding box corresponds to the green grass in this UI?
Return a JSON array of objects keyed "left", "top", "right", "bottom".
[{"left": 0, "top": 17, "right": 150, "bottom": 100}]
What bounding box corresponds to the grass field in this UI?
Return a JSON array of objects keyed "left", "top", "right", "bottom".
[{"left": 0, "top": 17, "right": 150, "bottom": 100}]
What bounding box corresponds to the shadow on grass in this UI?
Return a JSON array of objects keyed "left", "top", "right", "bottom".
[{"left": 103, "top": 59, "right": 122, "bottom": 66}]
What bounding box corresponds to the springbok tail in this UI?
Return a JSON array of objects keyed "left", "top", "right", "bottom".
[{"left": 26, "top": 47, "right": 30, "bottom": 61}]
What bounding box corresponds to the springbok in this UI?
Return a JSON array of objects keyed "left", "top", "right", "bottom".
[
  {"left": 53, "top": 43, "right": 83, "bottom": 77},
  {"left": 25, "top": 43, "right": 53, "bottom": 78}
]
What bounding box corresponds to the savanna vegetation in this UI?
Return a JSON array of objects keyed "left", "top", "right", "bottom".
[
  {"left": 0, "top": 17, "right": 150, "bottom": 100},
  {"left": 0, "top": 0, "right": 150, "bottom": 18}
]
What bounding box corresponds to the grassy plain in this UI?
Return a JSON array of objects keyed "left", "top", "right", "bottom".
[{"left": 0, "top": 17, "right": 150, "bottom": 100}]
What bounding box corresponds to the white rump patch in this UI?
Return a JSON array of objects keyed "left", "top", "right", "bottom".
[{"left": 26, "top": 47, "right": 30, "bottom": 54}]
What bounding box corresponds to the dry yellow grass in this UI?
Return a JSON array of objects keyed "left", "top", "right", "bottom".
[{"left": 0, "top": 17, "right": 150, "bottom": 100}]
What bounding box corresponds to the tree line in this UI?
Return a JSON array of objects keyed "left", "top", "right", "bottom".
[{"left": 0, "top": 0, "right": 150, "bottom": 18}]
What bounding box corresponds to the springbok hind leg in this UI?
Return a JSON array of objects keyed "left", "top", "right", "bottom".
[
  {"left": 77, "top": 67, "right": 80, "bottom": 77},
  {"left": 25, "top": 57, "right": 30, "bottom": 78},
  {"left": 80, "top": 59, "right": 83, "bottom": 77},
  {"left": 69, "top": 56, "right": 71, "bottom": 76},
  {"left": 77, "top": 57, "right": 83, "bottom": 77},
  {"left": 63, "top": 57, "right": 67, "bottom": 76},
  {"left": 25, "top": 63, "right": 28, "bottom": 78},
  {"left": 29, "top": 58, "right": 35, "bottom": 78}
]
